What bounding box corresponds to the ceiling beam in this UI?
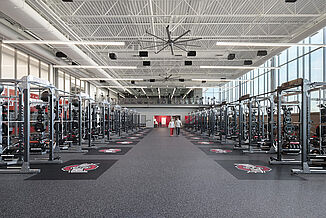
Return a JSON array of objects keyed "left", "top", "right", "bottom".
[
  {"left": 61, "top": 14, "right": 321, "bottom": 19},
  {"left": 68, "top": 21, "right": 309, "bottom": 27},
  {"left": 80, "top": 35, "right": 289, "bottom": 40}
]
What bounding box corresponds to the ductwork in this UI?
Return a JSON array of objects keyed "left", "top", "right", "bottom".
[{"left": 0, "top": 0, "right": 123, "bottom": 88}]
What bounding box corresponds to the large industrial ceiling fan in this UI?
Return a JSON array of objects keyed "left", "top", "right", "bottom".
[
  {"left": 140, "top": 25, "right": 201, "bottom": 55},
  {"left": 157, "top": 73, "right": 181, "bottom": 83}
]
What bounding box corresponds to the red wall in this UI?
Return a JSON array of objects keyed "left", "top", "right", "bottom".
[
  {"left": 154, "top": 115, "right": 171, "bottom": 127},
  {"left": 185, "top": 116, "right": 189, "bottom": 124}
]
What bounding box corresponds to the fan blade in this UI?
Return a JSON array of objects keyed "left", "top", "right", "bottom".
[
  {"left": 166, "top": 25, "right": 172, "bottom": 42},
  {"left": 175, "top": 43, "right": 201, "bottom": 48},
  {"left": 170, "top": 44, "right": 174, "bottom": 55},
  {"left": 139, "top": 40, "right": 166, "bottom": 43},
  {"left": 146, "top": 30, "right": 167, "bottom": 42},
  {"left": 142, "top": 44, "right": 167, "bottom": 49},
  {"left": 174, "top": 38, "right": 202, "bottom": 44},
  {"left": 173, "top": 30, "right": 191, "bottom": 42},
  {"left": 155, "top": 44, "right": 169, "bottom": 54},
  {"left": 174, "top": 44, "right": 188, "bottom": 52}
]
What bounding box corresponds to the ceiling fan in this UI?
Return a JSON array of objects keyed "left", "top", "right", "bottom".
[
  {"left": 139, "top": 25, "right": 202, "bottom": 55},
  {"left": 157, "top": 73, "right": 181, "bottom": 83}
]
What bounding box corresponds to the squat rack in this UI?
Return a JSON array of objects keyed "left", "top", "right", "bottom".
[
  {"left": 292, "top": 81, "right": 326, "bottom": 174},
  {"left": 270, "top": 78, "right": 305, "bottom": 165}
]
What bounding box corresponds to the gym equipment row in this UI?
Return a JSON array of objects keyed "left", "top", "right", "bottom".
[
  {"left": 186, "top": 78, "right": 326, "bottom": 174},
  {"left": 0, "top": 76, "right": 143, "bottom": 174}
]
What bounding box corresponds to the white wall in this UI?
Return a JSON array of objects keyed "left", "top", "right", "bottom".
[{"left": 129, "top": 107, "right": 193, "bottom": 127}]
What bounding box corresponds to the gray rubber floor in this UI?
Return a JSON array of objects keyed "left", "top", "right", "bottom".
[{"left": 1, "top": 128, "right": 326, "bottom": 218}]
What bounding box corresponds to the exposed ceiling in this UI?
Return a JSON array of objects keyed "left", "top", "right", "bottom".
[{"left": 4, "top": 0, "right": 326, "bottom": 97}]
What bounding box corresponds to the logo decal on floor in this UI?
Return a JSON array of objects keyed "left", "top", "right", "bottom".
[
  {"left": 198, "top": 141, "right": 213, "bottom": 145},
  {"left": 128, "top": 137, "right": 139, "bottom": 139},
  {"left": 191, "top": 137, "right": 202, "bottom": 140},
  {"left": 117, "top": 141, "right": 133, "bottom": 144},
  {"left": 99, "top": 149, "right": 121, "bottom": 153},
  {"left": 62, "top": 163, "right": 99, "bottom": 173},
  {"left": 210, "top": 149, "right": 232, "bottom": 153},
  {"left": 234, "top": 163, "right": 272, "bottom": 174}
]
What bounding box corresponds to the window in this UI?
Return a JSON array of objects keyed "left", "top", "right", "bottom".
[
  {"left": 81, "top": 80, "right": 85, "bottom": 93},
  {"left": 65, "top": 73, "right": 70, "bottom": 92},
  {"left": 17, "top": 51, "right": 28, "bottom": 79},
  {"left": 29, "top": 57, "right": 39, "bottom": 77},
  {"left": 279, "top": 50, "right": 287, "bottom": 65},
  {"left": 310, "top": 49, "right": 323, "bottom": 82},
  {"left": 259, "top": 74, "right": 264, "bottom": 95},
  {"left": 288, "top": 47, "right": 297, "bottom": 61},
  {"left": 279, "top": 65, "right": 287, "bottom": 85},
  {"left": 288, "top": 60, "right": 297, "bottom": 81},
  {"left": 1, "top": 45, "right": 15, "bottom": 79},
  {"left": 58, "top": 71, "right": 64, "bottom": 91},
  {"left": 90, "top": 83, "right": 96, "bottom": 99},
  {"left": 41, "top": 62, "right": 49, "bottom": 82}
]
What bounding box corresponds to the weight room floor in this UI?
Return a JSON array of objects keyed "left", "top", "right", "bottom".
[{"left": 1, "top": 128, "right": 326, "bottom": 218}]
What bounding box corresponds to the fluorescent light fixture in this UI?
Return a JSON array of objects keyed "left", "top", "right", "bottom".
[
  {"left": 183, "top": 88, "right": 193, "bottom": 99},
  {"left": 2, "top": 40, "right": 125, "bottom": 46},
  {"left": 80, "top": 78, "right": 143, "bottom": 81},
  {"left": 141, "top": 88, "right": 147, "bottom": 95},
  {"left": 2, "top": 44, "right": 15, "bottom": 52},
  {"left": 200, "top": 66, "right": 279, "bottom": 70},
  {"left": 135, "top": 96, "right": 138, "bottom": 99},
  {"left": 98, "top": 86, "right": 148, "bottom": 89},
  {"left": 186, "top": 87, "right": 220, "bottom": 89},
  {"left": 125, "top": 89, "right": 133, "bottom": 95},
  {"left": 107, "top": 88, "right": 118, "bottom": 94},
  {"left": 192, "top": 79, "right": 251, "bottom": 82},
  {"left": 185, "top": 86, "right": 237, "bottom": 90},
  {"left": 171, "top": 88, "right": 176, "bottom": 99},
  {"left": 216, "top": 41, "right": 326, "bottom": 47},
  {"left": 54, "top": 65, "right": 137, "bottom": 69}
]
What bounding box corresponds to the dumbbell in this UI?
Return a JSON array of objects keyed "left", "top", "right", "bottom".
[
  {"left": 34, "top": 122, "right": 45, "bottom": 132},
  {"left": 72, "top": 98, "right": 79, "bottom": 107},
  {"left": 40, "top": 91, "right": 49, "bottom": 102},
  {"left": 2, "top": 123, "right": 8, "bottom": 135}
]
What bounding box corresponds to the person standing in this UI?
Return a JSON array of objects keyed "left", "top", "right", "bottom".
[
  {"left": 168, "top": 119, "right": 175, "bottom": 136},
  {"left": 175, "top": 117, "right": 182, "bottom": 136}
]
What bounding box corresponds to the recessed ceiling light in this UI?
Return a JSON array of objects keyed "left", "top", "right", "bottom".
[
  {"left": 54, "top": 65, "right": 137, "bottom": 69},
  {"left": 244, "top": 60, "right": 253, "bottom": 65},
  {"left": 80, "top": 78, "right": 143, "bottom": 81},
  {"left": 257, "top": 50, "right": 267, "bottom": 56},
  {"left": 216, "top": 41, "right": 326, "bottom": 47},
  {"left": 109, "top": 53, "right": 117, "bottom": 60},
  {"left": 227, "top": 54, "right": 235, "bottom": 60},
  {"left": 2, "top": 40, "right": 125, "bottom": 46},
  {"left": 200, "top": 66, "right": 278, "bottom": 70}
]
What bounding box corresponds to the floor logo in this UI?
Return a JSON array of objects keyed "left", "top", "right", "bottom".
[
  {"left": 128, "top": 137, "right": 139, "bottom": 139},
  {"left": 117, "top": 141, "right": 133, "bottom": 144},
  {"left": 99, "top": 149, "right": 121, "bottom": 153},
  {"left": 198, "top": 141, "right": 213, "bottom": 145},
  {"left": 210, "top": 149, "right": 232, "bottom": 153},
  {"left": 234, "top": 163, "right": 272, "bottom": 174},
  {"left": 191, "top": 137, "right": 201, "bottom": 140},
  {"left": 62, "top": 163, "right": 99, "bottom": 173}
]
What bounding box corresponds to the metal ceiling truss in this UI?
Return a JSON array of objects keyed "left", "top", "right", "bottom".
[{"left": 23, "top": 0, "right": 326, "bottom": 97}]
